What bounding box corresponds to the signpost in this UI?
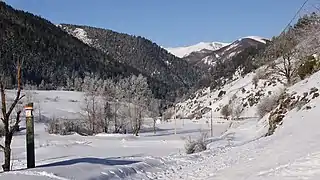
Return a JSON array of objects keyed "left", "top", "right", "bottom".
[{"left": 25, "top": 103, "right": 35, "bottom": 168}]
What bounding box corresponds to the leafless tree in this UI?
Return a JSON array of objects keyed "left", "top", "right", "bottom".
[
  {"left": 130, "top": 74, "right": 152, "bottom": 136},
  {"left": 267, "top": 29, "right": 299, "bottom": 85},
  {"left": 81, "top": 75, "right": 103, "bottom": 134},
  {"left": 149, "top": 98, "right": 160, "bottom": 134},
  {"left": 0, "top": 60, "right": 25, "bottom": 171},
  {"left": 295, "top": 13, "right": 320, "bottom": 61}
]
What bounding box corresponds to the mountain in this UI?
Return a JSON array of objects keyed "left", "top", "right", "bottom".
[
  {"left": 59, "top": 24, "right": 201, "bottom": 99},
  {"left": 0, "top": 2, "right": 200, "bottom": 102},
  {"left": 0, "top": 2, "right": 139, "bottom": 88},
  {"left": 183, "top": 36, "right": 269, "bottom": 91},
  {"left": 165, "top": 42, "right": 229, "bottom": 58},
  {"left": 184, "top": 36, "right": 269, "bottom": 68}
]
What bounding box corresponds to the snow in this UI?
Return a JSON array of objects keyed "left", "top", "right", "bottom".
[
  {"left": 59, "top": 25, "right": 93, "bottom": 45},
  {"left": 0, "top": 71, "right": 320, "bottom": 179},
  {"left": 72, "top": 28, "right": 93, "bottom": 45},
  {"left": 165, "top": 42, "right": 230, "bottom": 58},
  {"left": 0, "top": 90, "right": 229, "bottom": 179},
  {"left": 242, "top": 36, "right": 268, "bottom": 44},
  {"left": 202, "top": 56, "right": 216, "bottom": 66}
]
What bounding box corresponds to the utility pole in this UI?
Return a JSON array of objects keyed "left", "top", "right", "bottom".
[
  {"left": 25, "top": 103, "right": 35, "bottom": 168},
  {"left": 210, "top": 107, "right": 213, "bottom": 137}
]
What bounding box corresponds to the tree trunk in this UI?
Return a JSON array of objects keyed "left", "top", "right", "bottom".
[
  {"left": 2, "top": 136, "right": 12, "bottom": 172},
  {"left": 153, "top": 119, "right": 156, "bottom": 134},
  {"left": 114, "top": 104, "right": 117, "bottom": 133}
]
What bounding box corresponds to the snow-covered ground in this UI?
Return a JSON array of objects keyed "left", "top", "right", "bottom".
[
  {"left": 0, "top": 69, "right": 320, "bottom": 179},
  {"left": 0, "top": 90, "right": 229, "bottom": 179}
]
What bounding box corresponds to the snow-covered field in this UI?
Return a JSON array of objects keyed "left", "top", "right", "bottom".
[
  {"left": 0, "top": 90, "right": 230, "bottom": 179},
  {"left": 0, "top": 69, "right": 320, "bottom": 179}
]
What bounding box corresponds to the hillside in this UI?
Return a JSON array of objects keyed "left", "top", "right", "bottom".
[
  {"left": 165, "top": 41, "right": 229, "bottom": 58},
  {"left": 0, "top": 2, "right": 139, "bottom": 88},
  {"left": 59, "top": 24, "right": 201, "bottom": 98},
  {"left": 0, "top": 2, "right": 198, "bottom": 102},
  {"left": 183, "top": 37, "right": 268, "bottom": 93}
]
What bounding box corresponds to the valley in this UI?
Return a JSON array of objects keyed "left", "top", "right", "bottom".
[{"left": 1, "top": 1, "right": 320, "bottom": 180}]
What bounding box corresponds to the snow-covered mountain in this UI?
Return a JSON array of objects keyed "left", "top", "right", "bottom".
[
  {"left": 184, "top": 36, "right": 269, "bottom": 69},
  {"left": 165, "top": 42, "right": 230, "bottom": 58}
]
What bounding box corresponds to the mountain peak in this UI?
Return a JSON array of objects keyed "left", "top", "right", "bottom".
[
  {"left": 165, "top": 41, "right": 230, "bottom": 58},
  {"left": 239, "top": 36, "right": 268, "bottom": 44}
]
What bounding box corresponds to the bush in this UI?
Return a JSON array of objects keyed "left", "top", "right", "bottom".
[
  {"left": 297, "top": 56, "right": 318, "bottom": 80},
  {"left": 221, "top": 104, "right": 232, "bottom": 119},
  {"left": 257, "top": 94, "right": 280, "bottom": 118},
  {"left": 185, "top": 133, "right": 208, "bottom": 154},
  {"left": 252, "top": 75, "right": 259, "bottom": 88},
  {"left": 232, "top": 104, "right": 243, "bottom": 119},
  {"left": 46, "top": 118, "right": 92, "bottom": 136}
]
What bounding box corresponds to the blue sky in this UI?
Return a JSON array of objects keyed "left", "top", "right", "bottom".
[{"left": 3, "top": 0, "right": 310, "bottom": 47}]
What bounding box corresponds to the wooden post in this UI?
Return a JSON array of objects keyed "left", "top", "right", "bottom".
[
  {"left": 25, "top": 103, "right": 35, "bottom": 168},
  {"left": 210, "top": 107, "right": 213, "bottom": 137}
]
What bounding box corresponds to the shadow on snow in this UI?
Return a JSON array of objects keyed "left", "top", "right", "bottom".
[{"left": 37, "top": 157, "right": 140, "bottom": 168}]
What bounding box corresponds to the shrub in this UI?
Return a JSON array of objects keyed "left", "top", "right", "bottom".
[
  {"left": 297, "top": 56, "right": 318, "bottom": 80},
  {"left": 221, "top": 104, "right": 232, "bottom": 119},
  {"left": 257, "top": 94, "right": 280, "bottom": 118},
  {"left": 252, "top": 75, "right": 259, "bottom": 88},
  {"left": 46, "top": 118, "right": 91, "bottom": 136},
  {"left": 232, "top": 104, "right": 243, "bottom": 119},
  {"left": 296, "top": 99, "right": 308, "bottom": 111},
  {"left": 185, "top": 133, "right": 208, "bottom": 154}
]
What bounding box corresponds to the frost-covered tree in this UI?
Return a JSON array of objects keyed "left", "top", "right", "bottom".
[
  {"left": 149, "top": 98, "right": 160, "bottom": 134},
  {"left": 130, "top": 74, "right": 152, "bottom": 136},
  {"left": 81, "top": 75, "right": 104, "bottom": 134}
]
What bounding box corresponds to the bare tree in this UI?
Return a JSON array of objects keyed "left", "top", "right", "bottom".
[
  {"left": 81, "top": 75, "right": 103, "bottom": 134},
  {"left": 130, "top": 74, "right": 152, "bottom": 136},
  {"left": 295, "top": 13, "right": 320, "bottom": 62},
  {"left": 0, "top": 60, "right": 24, "bottom": 171},
  {"left": 267, "top": 29, "right": 299, "bottom": 85},
  {"left": 149, "top": 98, "right": 160, "bottom": 134},
  {"left": 99, "top": 79, "right": 115, "bottom": 133}
]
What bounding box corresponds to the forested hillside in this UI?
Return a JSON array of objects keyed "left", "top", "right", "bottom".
[
  {"left": 60, "top": 24, "right": 201, "bottom": 97},
  {"left": 0, "top": 2, "right": 201, "bottom": 103}
]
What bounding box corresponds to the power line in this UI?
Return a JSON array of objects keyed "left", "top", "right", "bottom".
[{"left": 282, "top": 0, "right": 310, "bottom": 33}]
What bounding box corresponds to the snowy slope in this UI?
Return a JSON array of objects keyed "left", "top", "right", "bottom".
[
  {"left": 128, "top": 69, "right": 320, "bottom": 180},
  {"left": 240, "top": 36, "right": 268, "bottom": 44},
  {"left": 182, "top": 36, "right": 268, "bottom": 69},
  {"left": 165, "top": 42, "right": 230, "bottom": 58},
  {"left": 58, "top": 25, "right": 93, "bottom": 45}
]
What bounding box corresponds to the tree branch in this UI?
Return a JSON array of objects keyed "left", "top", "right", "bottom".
[
  {"left": 0, "top": 82, "right": 7, "bottom": 124},
  {"left": 9, "top": 110, "right": 21, "bottom": 136},
  {"left": 6, "top": 61, "right": 23, "bottom": 119},
  {"left": 0, "top": 144, "right": 4, "bottom": 150}
]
